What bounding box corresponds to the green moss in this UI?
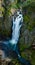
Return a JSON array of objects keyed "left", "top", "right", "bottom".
[{"left": 24, "top": 15, "right": 30, "bottom": 24}]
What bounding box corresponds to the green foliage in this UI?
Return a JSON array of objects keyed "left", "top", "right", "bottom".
[{"left": 24, "top": 15, "right": 30, "bottom": 24}]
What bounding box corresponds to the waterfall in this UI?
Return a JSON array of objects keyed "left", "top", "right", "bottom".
[{"left": 9, "top": 11, "right": 23, "bottom": 45}]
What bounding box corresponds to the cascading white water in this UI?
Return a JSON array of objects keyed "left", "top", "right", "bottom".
[{"left": 9, "top": 11, "right": 23, "bottom": 45}]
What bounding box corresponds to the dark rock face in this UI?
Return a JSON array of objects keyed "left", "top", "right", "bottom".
[
  {"left": 8, "top": 62, "right": 14, "bottom": 65},
  {"left": 0, "top": 15, "right": 13, "bottom": 40}
]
